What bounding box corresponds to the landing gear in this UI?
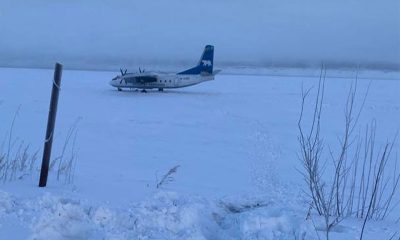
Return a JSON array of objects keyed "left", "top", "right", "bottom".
[
  {"left": 117, "top": 88, "right": 122, "bottom": 91},
  {"left": 141, "top": 89, "right": 147, "bottom": 93},
  {"left": 158, "top": 88, "right": 164, "bottom": 92}
]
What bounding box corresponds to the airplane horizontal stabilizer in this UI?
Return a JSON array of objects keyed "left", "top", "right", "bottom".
[{"left": 212, "top": 69, "right": 221, "bottom": 75}]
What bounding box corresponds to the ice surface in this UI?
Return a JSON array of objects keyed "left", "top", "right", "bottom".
[{"left": 0, "top": 67, "right": 399, "bottom": 239}]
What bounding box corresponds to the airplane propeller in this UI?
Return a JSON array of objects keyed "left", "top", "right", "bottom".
[
  {"left": 119, "top": 68, "right": 127, "bottom": 84},
  {"left": 120, "top": 68, "right": 127, "bottom": 76}
]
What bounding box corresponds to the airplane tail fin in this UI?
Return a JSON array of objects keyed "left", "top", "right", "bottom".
[{"left": 178, "top": 45, "right": 214, "bottom": 75}]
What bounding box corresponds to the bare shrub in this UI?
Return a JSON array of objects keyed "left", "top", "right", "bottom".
[
  {"left": 50, "top": 118, "right": 81, "bottom": 184},
  {"left": 387, "top": 232, "right": 400, "bottom": 240},
  {"left": 156, "top": 165, "right": 180, "bottom": 188},
  {"left": 0, "top": 107, "right": 39, "bottom": 181},
  {"left": 298, "top": 66, "right": 399, "bottom": 239}
]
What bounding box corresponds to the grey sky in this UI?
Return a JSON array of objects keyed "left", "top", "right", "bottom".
[{"left": 0, "top": 0, "right": 399, "bottom": 70}]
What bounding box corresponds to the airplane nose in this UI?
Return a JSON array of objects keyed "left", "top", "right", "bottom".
[{"left": 110, "top": 76, "right": 120, "bottom": 86}]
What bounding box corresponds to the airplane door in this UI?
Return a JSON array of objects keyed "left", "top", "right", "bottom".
[{"left": 175, "top": 77, "right": 181, "bottom": 87}]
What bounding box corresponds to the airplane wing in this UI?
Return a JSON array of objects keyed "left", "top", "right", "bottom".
[
  {"left": 124, "top": 75, "right": 158, "bottom": 84},
  {"left": 200, "top": 69, "right": 221, "bottom": 76},
  {"left": 135, "top": 75, "right": 158, "bottom": 83}
]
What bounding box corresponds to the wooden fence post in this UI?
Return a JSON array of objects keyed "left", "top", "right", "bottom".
[{"left": 39, "top": 63, "right": 63, "bottom": 187}]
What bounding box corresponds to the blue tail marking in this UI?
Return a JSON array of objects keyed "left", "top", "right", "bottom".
[{"left": 178, "top": 45, "right": 214, "bottom": 75}]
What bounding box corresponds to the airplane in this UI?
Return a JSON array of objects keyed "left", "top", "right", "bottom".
[{"left": 109, "top": 45, "right": 220, "bottom": 92}]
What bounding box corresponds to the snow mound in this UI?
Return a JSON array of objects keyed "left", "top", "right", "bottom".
[
  {"left": 95, "top": 191, "right": 220, "bottom": 239},
  {"left": 0, "top": 191, "right": 15, "bottom": 215},
  {"left": 19, "top": 191, "right": 315, "bottom": 239},
  {"left": 217, "top": 195, "right": 313, "bottom": 240},
  {"left": 0, "top": 189, "right": 397, "bottom": 239},
  {"left": 30, "top": 195, "right": 93, "bottom": 240}
]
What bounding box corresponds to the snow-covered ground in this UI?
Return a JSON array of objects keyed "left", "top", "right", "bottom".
[{"left": 0, "top": 67, "right": 399, "bottom": 239}]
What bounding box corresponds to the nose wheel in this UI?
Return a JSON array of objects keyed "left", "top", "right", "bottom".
[
  {"left": 117, "top": 88, "right": 122, "bottom": 91},
  {"left": 141, "top": 89, "right": 147, "bottom": 93},
  {"left": 158, "top": 88, "right": 164, "bottom": 92}
]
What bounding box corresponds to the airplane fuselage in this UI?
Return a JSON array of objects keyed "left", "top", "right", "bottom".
[{"left": 110, "top": 73, "right": 214, "bottom": 90}]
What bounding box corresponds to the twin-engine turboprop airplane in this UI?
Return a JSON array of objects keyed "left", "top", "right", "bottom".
[{"left": 110, "top": 45, "right": 219, "bottom": 92}]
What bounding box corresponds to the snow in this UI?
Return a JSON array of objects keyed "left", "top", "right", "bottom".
[{"left": 1, "top": 66, "right": 400, "bottom": 239}]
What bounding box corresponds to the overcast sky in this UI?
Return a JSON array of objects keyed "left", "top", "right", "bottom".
[{"left": 0, "top": 0, "right": 399, "bottom": 70}]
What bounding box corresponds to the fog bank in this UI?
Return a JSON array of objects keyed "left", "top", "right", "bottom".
[{"left": 0, "top": 0, "right": 399, "bottom": 70}]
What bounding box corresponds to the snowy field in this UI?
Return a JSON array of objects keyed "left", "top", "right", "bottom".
[{"left": 0, "top": 67, "right": 399, "bottom": 239}]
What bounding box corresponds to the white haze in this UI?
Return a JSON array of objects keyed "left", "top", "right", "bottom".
[{"left": 0, "top": 0, "right": 399, "bottom": 70}]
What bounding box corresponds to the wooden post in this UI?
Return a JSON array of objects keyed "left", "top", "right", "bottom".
[{"left": 39, "top": 63, "right": 63, "bottom": 187}]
